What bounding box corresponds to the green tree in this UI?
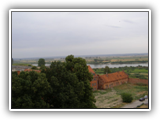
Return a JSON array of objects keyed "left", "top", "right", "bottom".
[
  {"left": 12, "top": 71, "right": 51, "bottom": 108},
  {"left": 41, "top": 55, "right": 96, "bottom": 108},
  {"left": 104, "top": 66, "right": 111, "bottom": 74},
  {"left": 31, "top": 66, "right": 38, "bottom": 69},
  {"left": 40, "top": 65, "right": 46, "bottom": 70},
  {"left": 38, "top": 58, "right": 45, "bottom": 67},
  {"left": 65, "top": 55, "right": 96, "bottom": 108},
  {"left": 94, "top": 59, "right": 98, "bottom": 62}
]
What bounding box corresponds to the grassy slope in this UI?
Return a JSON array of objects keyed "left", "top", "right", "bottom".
[{"left": 93, "top": 83, "right": 148, "bottom": 108}]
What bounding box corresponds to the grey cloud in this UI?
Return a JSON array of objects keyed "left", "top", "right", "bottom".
[
  {"left": 123, "top": 20, "right": 135, "bottom": 24},
  {"left": 105, "top": 25, "right": 121, "bottom": 28},
  {"left": 12, "top": 11, "right": 148, "bottom": 58}
]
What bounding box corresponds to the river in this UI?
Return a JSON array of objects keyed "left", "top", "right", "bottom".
[{"left": 32, "top": 63, "right": 148, "bottom": 68}]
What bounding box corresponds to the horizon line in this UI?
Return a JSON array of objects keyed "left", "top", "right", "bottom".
[{"left": 13, "top": 53, "right": 148, "bottom": 59}]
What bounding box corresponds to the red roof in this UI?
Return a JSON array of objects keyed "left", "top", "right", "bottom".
[
  {"left": 99, "top": 71, "right": 128, "bottom": 83},
  {"left": 24, "top": 69, "right": 41, "bottom": 73},
  {"left": 17, "top": 71, "right": 20, "bottom": 75},
  {"left": 88, "top": 65, "right": 95, "bottom": 74}
]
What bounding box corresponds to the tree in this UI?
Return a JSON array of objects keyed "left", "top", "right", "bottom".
[
  {"left": 104, "top": 66, "right": 111, "bottom": 74},
  {"left": 38, "top": 58, "right": 45, "bottom": 67},
  {"left": 41, "top": 55, "right": 96, "bottom": 108},
  {"left": 12, "top": 71, "right": 51, "bottom": 108},
  {"left": 94, "top": 59, "right": 98, "bottom": 62},
  {"left": 65, "top": 55, "right": 96, "bottom": 108},
  {"left": 31, "top": 66, "right": 38, "bottom": 69},
  {"left": 40, "top": 65, "right": 46, "bottom": 70}
]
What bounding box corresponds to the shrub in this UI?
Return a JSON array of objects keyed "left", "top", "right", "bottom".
[{"left": 121, "top": 93, "right": 133, "bottom": 103}]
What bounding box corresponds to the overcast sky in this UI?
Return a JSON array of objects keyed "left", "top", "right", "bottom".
[{"left": 12, "top": 11, "right": 148, "bottom": 58}]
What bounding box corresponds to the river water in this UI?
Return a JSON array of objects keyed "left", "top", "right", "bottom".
[{"left": 32, "top": 63, "right": 148, "bottom": 68}]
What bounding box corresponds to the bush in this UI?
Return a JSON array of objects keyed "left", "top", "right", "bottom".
[{"left": 121, "top": 93, "right": 133, "bottom": 103}]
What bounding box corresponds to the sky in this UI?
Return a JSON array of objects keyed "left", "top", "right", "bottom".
[{"left": 12, "top": 11, "right": 148, "bottom": 58}]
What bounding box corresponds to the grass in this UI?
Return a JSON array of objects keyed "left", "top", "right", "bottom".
[
  {"left": 113, "top": 83, "right": 148, "bottom": 100},
  {"left": 132, "top": 69, "right": 148, "bottom": 73},
  {"left": 107, "top": 83, "right": 148, "bottom": 108},
  {"left": 93, "top": 83, "right": 148, "bottom": 108},
  {"left": 93, "top": 88, "right": 112, "bottom": 95}
]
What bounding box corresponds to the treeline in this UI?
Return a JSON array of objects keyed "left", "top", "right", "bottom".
[
  {"left": 87, "top": 60, "right": 148, "bottom": 64},
  {"left": 93, "top": 66, "right": 148, "bottom": 79},
  {"left": 12, "top": 55, "right": 96, "bottom": 108},
  {"left": 110, "top": 60, "right": 148, "bottom": 64}
]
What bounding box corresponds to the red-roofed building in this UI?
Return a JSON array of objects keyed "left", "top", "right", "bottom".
[
  {"left": 24, "top": 69, "right": 41, "bottom": 73},
  {"left": 88, "top": 66, "right": 99, "bottom": 90},
  {"left": 98, "top": 71, "right": 129, "bottom": 89},
  {"left": 17, "top": 71, "right": 20, "bottom": 75},
  {"left": 87, "top": 66, "right": 129, "bottom": 90}
]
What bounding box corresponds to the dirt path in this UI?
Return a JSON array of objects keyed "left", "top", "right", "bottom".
[
  {"left": 94, "top": 88, "right": 123, "bottom": 108},
  {"left": 121, "top": 99, "right": 148, "bottom": 108}
]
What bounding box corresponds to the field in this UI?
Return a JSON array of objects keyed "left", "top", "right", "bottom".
[
  {"left": 12, "top": 63, "right": 32, "bottom": 66},
  {"left": 86, "top": 55, "right": 148, "bottom": 64},
  {"left": 93, "top": 83, "right": 148, "bottom": 108},
  {"left": 12, "top": 55, "right": 148, "bottom": 65}
]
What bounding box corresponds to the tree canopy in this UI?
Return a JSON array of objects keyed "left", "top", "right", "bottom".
[
  {"left": 38, "top": 58, "right": 45, "bottom": 67},
  {"left": 104, "top": 66, "right": 111, "bottom": 74},
  {"left": 12, "top": 71, "right": 51, "bottom": 108},
  {"left": 31, "top": 66, "right": 38, "bottom": 69},
  {"left": 12, "top": 55, "right": 96, "bottom": 108},
  {"left": 42, "top": 55, "right": 96, "bottom": 108}
]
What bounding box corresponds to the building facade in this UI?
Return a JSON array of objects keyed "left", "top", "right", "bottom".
[
  {"left": 88, "top": 66, "right": 98, "bottom": 90},
  {"left": 88, "top": 66, "right": 129, "bottom": 90},
  {"left": 98, "top": 71, "right": 129, "bottom": 89}
]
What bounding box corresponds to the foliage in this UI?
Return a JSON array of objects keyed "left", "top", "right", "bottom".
[
  {"left": 41, "top": 55, "right": 96, "bottom": 108},
  {"left": 12, "top": 71, "right": 51, "bottom": 108},
  {"left": 121, "top": 93, "right": 133, "bottom": 103},
  {"left": 40, "top": 65, "right": 46, "bottom": 70},
  {"left": 31, "top": 66, "right": 38, "bottom": 69},
  {"left": 104, "top": 66, "right": 111, "bottom": 74},
  {"left": 38, "top": 58, "right": 45, "bottom": 67}
]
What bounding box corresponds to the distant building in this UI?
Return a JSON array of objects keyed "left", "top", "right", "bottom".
[
  {"left": 88, "top": 66, "right": 98, "bottom": 91},
  {"left": 98, "top": 71, "right": 129, "bottom": 89},
  {"left": 24, "top": 69, "right": 41, "bottom": 73},
  {"left": 87, "top": 66, "right": 129, "bottom": 90},
  {"left": 15, "top": 69, "right": 41, "bottom": 75}
]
